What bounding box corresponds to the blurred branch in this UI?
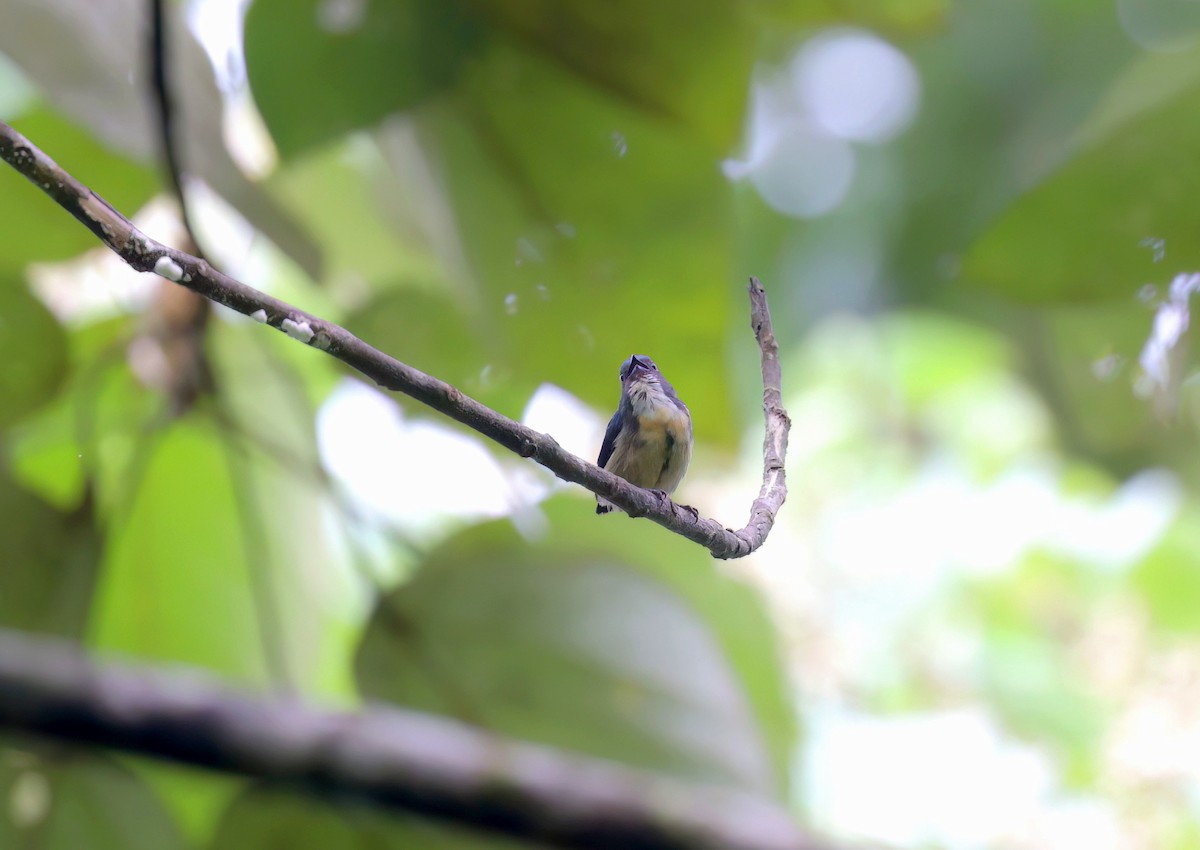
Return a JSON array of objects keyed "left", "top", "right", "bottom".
[
  {"left": 0, "top": 629, "right": 830, "bottom": 850},
  {"left": 0, "top": 120, "right": 788, "bottom": 559},
  {"left": 148, "top": 0, "right": 201, "bottom": 250},
  {"left": 144, "top": 0, "right": 215, "bottom": 414}
]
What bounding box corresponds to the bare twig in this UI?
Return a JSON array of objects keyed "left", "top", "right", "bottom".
[
  {"left": 0, "top": 120, "right": 789, "bottom": 559},
  {"left": 0, "top": 629, "right": 831, "bottom": 850},
  {"left": 742, "top": 277, "right": 790, "bottom": 552}
]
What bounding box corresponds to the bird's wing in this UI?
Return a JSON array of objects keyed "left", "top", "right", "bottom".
[{"left": 597, "top": 410, "right": 624, "bottom": 469}]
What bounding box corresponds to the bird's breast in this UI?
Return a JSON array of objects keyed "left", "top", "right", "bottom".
[
  {"left": 635, "top": 404, "right": 690, "bottom": 438},
  {"left": 604, "top": 402, "right": 691, "bottom": 492}
]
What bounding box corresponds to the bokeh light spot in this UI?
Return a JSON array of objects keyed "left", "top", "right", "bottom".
[{"left": 793, "top": 29, "right": 921, "bottom": 144}]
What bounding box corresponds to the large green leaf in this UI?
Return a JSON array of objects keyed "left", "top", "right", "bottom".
[
  {"left": 0, "top": 466, "right": 100, "bottom": 638},
  {"left": 0, "top": 0, "right": 322, "bottom": 276},
  {"left": 6, "top": 382, "right": 91, "bottom": 512},
  {"left": 244, "top": 0, "right": 768, "bottom": 159},
  {"left": 342, "top": 286, "right": 493, "bottom": 397},
  {"left": 74, "top": 315, "right": 360, "bottom": 697},
  {"left": 0, "top": 274, "right": 69, "bottom": 429},
  {"left": 1012, "top": 301, "right": 1170, "bottom": 467},
  {"left": 980, "top": 294, "right": 1200, "bottom": 474},
  {"left": 6, "top": 316, "right": 143, "bottom": 511},
  {"left": 207, "top": 320, "right": 362, "bottom": 701},
  {"left": 88, "top": 416, "right": 272, "bottom": 681},
  {"left": 0, "top": 106, "right": 157, "bottom": 268},
  {"left": 265, "top": 139, "right": 443, "bottom": 290},
  {"left": 394, "top": 43, "right": 738, "bottom": 438},
  {"left": 0, "top": 748, "right": 188, "bottom": 850},
  {"left": 459, "top": 0, "right": 754, "bottom": 150},
  {"left": 963, "top": 46, "right": 1200, "bottom": 303},
  {"left": 88, "top": 385, "right": 359, "bottom": 697},
  {"left": 244, "top": 0, "right": 486, "bottom": 157},
  {"left": 244, "top": 0, "right": 942, "bottom": 161},
  {"left": 355, "top": 497, "right": 793, "bottom": 799}
]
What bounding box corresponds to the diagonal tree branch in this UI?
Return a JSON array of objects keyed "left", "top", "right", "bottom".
[
  {"left": 0, "top": 120, "right": 789, "bottom": 559},
  {"left": 0, "top": 629, "right": 833, "bottom": 850}
]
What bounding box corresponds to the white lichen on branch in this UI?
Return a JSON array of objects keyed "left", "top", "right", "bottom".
[
  {"left": 153, "top": 255, "right": 184, "bottom": 281},
  {"left": 281, "top": 317, "right": 315, "bottom": 343}
]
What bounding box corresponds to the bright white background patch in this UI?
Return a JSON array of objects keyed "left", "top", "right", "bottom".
[
  {"left": 793, "top": 30, "right": 921, "bottom": 143},
  {"left": 724, "top": 28, "right": 920, "bottom": 219}
]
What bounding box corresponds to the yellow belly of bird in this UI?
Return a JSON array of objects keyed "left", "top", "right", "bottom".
[{"left": 607, "top": 414, "right": 691, "bottom": 493}]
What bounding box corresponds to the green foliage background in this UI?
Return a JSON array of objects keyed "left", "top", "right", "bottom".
[{"left": 3, "top": 0, "right": 1200, "bottom": 847}]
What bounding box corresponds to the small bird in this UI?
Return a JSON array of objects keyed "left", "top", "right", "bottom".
[{"left": 596, "top": 354, "right": 693, "bottom": 514}]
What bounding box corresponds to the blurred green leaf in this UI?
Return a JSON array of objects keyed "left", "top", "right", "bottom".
[
  {"left": 208, "top": 321, "right": 362, "bottom": 701},
  {"left": 963, "top": 45, "right": 1200, "bottom": 304},
  {"left": 980, "top": 631, "right": 1104, "bottom": 784},
  {"left": 881, "top": 312, "right": 1014, "bottom": 407},
  {"left": 84, "top": 362, "right": 360, "bottom": 696},
  {"left": 1076, "top": 47, "right": 1200, "bottom": 149},
  {"left": 1132, "top": 506, "right": 1200, "bottom": 633},
  {"left": 0, "top": 749, "right": 187, "bottom": 850},
  {"left": 967, "top": 555, "right": 1108, "bottom": 782},
  {"left": 534, "top": 498, "right": 795, "bottom": 793},
  {"left": 123, "top": 758, "right": 243, "bottom": 850},
  {"left": 245, "top": 0, "right": 768, "bottom": 159},
  {"left": 875, "top": 312, "right": 1054, "bottom": 477},
  {"left": 0, "top": 0, "right": 322, "bottom": 276},
  {"left": 245, "top": 0, "right": 486, "bottom": 157},
  {"left": 0, "top": 106, "right": 157, "bottom": 268},
  {"left": 7, "top": 316, "right": 145, "bottom": 512},
  {"left": 356, "top": 497, "right": 792, "bottom": 798},
  {"left": 266, "top": 139, "right": 440, "bottom": 287},
  {"left": 462, "top": 0, "right": 754, "bottom": 150},
  {"left": 0, "top": 467, "right": 99, "bottom": 638},
  {"left": 7, "top": 385, "right": 91, "bottom": 511},
  {"left": 210, "top": 784, "right": 523, "bottom": 850},
  {"left": 834, "top": 0, "right": 949, "bottom": 29},
  {"left": 1013, "top": 301, "right": 1173, "bottom": 469},
  {"left": 88, "top": 416, "right": 270, "bottom": 681},
  {"left": 343, "top": 286, "right": 491, "bottom": 394},
  {"left": 242, "top": 0, "right": 950, "bottom": 163},
  {"left": 407, "top": 44, "right": 737, "bottom": 438},
  {"left": 0, "top": 276, "right": 68, "bottom": 429}
]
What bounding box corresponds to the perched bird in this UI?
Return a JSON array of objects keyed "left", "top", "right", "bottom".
[{"left": 596, "top": 354, "right": 693, "bottom": 514}]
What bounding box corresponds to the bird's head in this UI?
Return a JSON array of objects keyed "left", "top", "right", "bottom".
[{"left": 619, "top": 354, "right": 659, "bottom": 386}]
